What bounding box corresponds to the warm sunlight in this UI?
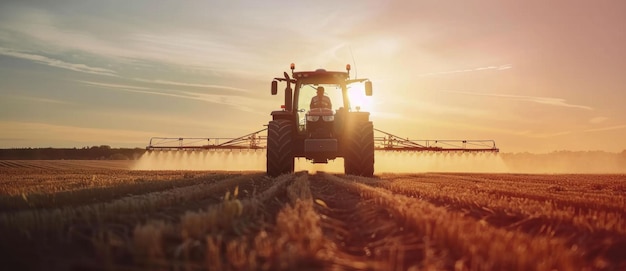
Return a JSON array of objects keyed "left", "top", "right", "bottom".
[
  {"left": 0, "top": 1, "right": 625, "bottom": 153},
  {"left": 2, "top": 2, "right": 626, "bottom": 270},
  {"left": 348, "top": 83, "right": 375, "bottom": 113}
]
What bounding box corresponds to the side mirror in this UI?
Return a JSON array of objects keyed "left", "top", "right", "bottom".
[
  {"left": 365, "top": 81, "right": 373, "bottom": 96},
  {"left": 271, "top": 81, "right": 278, "bottom": 95}
]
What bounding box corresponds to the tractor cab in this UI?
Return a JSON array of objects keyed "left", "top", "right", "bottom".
[{"left": 295, "top": 82, "right": 342, "bottom": 134}]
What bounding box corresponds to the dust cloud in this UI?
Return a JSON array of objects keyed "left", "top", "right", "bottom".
[
  {"left": 132, "top": 150, "right": 509, "bottom": 173},
  {"left": 500, "top": 152, "right": 626, "bottom": 174},
  {"left": 133, "top": 149, "right": 626, "bottom": 173},
  {"left": 133, "top": 150, "right": 265, "bottom": 171},
  {"left": 375, "top": 151, "right": 508, "bottom": 173}
]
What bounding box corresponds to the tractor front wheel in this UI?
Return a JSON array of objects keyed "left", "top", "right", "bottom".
[
  {"left": 344, "top": 122, "right": 374, "bottom": 177},
  {"left": 266, "top": 119, "right": 294, "bottom": 177}
]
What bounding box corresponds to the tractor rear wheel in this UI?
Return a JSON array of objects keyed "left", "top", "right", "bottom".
[
  {"left": 267, "top": 119, "right": 294, "bottom": 177},
  {"left": 344, "top": 122, "right": 374, "bottom": 177}
]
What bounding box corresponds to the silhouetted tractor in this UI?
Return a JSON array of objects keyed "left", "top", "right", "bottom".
[
  {"left": 268, "top": 64, "right": 374, "bottom": 177},
  {"left": 145, "top": 66, "right": 499, "bottom": 172}
]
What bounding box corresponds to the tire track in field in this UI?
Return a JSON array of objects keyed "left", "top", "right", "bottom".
[{"left": 310, "top": 173, "right": 444, "bottom": 270}]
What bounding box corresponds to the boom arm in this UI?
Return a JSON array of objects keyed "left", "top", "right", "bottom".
[{"left": 146, "top": 128, "right": 498, "bottom": 153}]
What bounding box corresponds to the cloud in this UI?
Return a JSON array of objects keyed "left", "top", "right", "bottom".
[
  {"left": 370, "top": 111, "right": 406, "bottom": 120},
  {"left": 527, "top": 130, "right": 574, "bottom": 138},
  {"left": 4, "top": 95, "right": 71, "bottom": 105},
  {"left": 0, "top": 47, "right": 116, "bottom": 76},
  {"left": 177, "top": 90, "right": 257, "bottom": 112},
  {"left": 419, "top": 64, "right": 513, "bottom": 77},
  {"left": 133, "top": 78, "right": 249, "bottom": 93},
  {"left": 0, "top": 3, "right": 384, "bottom": 81},
  {"left": 0, "top": 6, "right": 276, "bottom": 78},
  {"left": 589, "top": 117, "right": 608, "bottom": 124},
  {"left": 77, "top": 81, "right": 152, "bottom": 91},
  {"left": 442, "top": 90, "right": 593, "bottom": 110},
  {"left": 584, "top": 124, "right": 626, "bottom": 133},
  {"left": 424, "top": 120, "right": 574, "bottom": 139},
  {"left": 78, "top": 80, "right": 263, "bottom": 112}
]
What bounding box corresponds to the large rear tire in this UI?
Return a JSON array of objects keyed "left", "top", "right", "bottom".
[
  {"left": 344, "top": 122, "right": 374, "bottom": 177},
  {"left": 267, "top": 119, "right": 294, "bottom": 177}
]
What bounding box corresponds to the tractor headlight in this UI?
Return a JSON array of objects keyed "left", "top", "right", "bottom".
[
  {"left": 306, "top": 115, "right": 320, "bottom": 122},
  {"left": 322, "top": 115, "right": 334, "bottom": 122}
]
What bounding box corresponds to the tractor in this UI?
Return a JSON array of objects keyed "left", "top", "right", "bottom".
[
  {"left": 144, "top": 64, "right": 499, "bottom": 174},
  {"left": 267, "top": 63, "right": 374, "bottom": 177}
]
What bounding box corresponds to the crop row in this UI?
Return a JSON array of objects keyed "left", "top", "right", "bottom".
[
  {"left": 124, "top": 172, "right": 338, "bottom": 270},
  {"left": 361, "top": 173, "right": 626, "bottom": 270},
  {"left": 0, "top": 172, "right": 236, "bottom": 211},
  {"left": 3, "top": 169, "right": 624, "bottom": 270},
  {"left": 0, "top": 160, "right": 132, "bottom": 170},
  {"left": 379, "top": 173, "right": 626, "bottom": 214},
  {"left": 326, "top": 173, "right": 580, "bottom": 271},
  {"left": 372, "top": 174, "right": 626, "bottom": 232},
  {"left": 0, "top": 169, "right": 210, "bottom": 196},
  {"left": 309, "top": 173, "right": 450, "bottom": 270},
  {"left": 0, "top": 173, "right": 264, "bottom": 236}
]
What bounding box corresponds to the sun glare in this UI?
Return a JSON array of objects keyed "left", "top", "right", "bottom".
[{"left": 348, "top": 84, "right": 374, "bottom": 113}]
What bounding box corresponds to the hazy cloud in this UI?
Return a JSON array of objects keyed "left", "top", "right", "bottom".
[
  {"left": 584, "top": 125, "right": 626, "bottom": 133},
  {"left": 4, "top": 95, "right": 71, "bottom": 105},
  {"left": 443, "top": 90, "right": 593, "bottom": 110},
  {"left": 0, "top": 47, "right": 116, "bottom": 76},
  {"left": 527, "top": 130, "right": 574, "bottom": 138},
  {"left": 77, "top": 80, "right": 156, "bottom": 92},
  {"left": 0, "top": 6, "right": 280, "bottom": 78},
  {"left": 589, "top": 117, "right": 608, "bottom": 124},
  {"left": 133, "top": 78, "right": 249, "bottom": 93},
  {"left": 419, "top": 64, "right": 513, "bottom": 77},
  {"left": 78, "top": 80, "right": 261, "bottom": 112}
]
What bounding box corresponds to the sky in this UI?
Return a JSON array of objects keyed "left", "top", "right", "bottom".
[{"left": 0, "top": 0, "right": 625, "bottom": 153}]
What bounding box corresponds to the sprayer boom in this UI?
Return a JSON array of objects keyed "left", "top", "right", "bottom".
[
  {"left": 146, "top": 129, "right": 266, "bottom": 150},
  {"left": 146, "top": 128, "right": 498, "bottom": 153},
  {"left": 374, "top": 129, "right": 499, "bottom": 153}
]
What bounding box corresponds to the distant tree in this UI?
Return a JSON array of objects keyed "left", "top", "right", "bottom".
[{"left": 109, "top": 153, "right": 129, "bottom": 160}]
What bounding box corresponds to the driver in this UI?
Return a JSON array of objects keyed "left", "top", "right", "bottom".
[{"left": 310, "top": 86, "right": 332, "bottom": 109}]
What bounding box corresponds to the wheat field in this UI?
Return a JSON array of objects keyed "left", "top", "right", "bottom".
[{"left": 0, "top": 160, "right": 624, "bottom": 271}]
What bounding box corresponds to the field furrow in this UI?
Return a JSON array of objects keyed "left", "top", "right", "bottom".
[
  {"left": 104, "top": 173, "right": 306, "bottom": 270},
  {"left": 0, "top": 173, "right": 240, "bottom": 212},
  {"left": 310, "top": 173, "right": 451, "bottom": 270},
  {"left": 380, "top": 173, "right": 626, "bottom": 215},
  {"left": 325, "top": 173, "right": 580, "bottom": 271},
  {"left": 1, "top": 161, "right": 625, "bottom": 270},
  {"left": 363, "top": 174, "right": 626, "bottom": 269}
]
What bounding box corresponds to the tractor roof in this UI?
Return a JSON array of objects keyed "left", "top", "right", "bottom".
[{"left": 293, "top": 69, "right": 349, "bottom": 84}]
